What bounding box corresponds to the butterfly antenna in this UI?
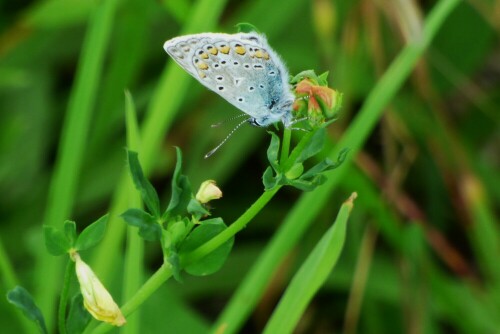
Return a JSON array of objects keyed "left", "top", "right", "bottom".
[
  {"left": 205, "top": 118, "right": 250, "bottom": 158},
  {"left": 211, "top": 114, "right": 248, "bottom": 128}
]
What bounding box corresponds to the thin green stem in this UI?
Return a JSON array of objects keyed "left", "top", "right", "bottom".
[
  {"left": 181, "top": 186, "right": 281, "bottom": 266},
  {"left": 58, "top": 260, "right": 74, "bottom": 334},
  {"left": 280, "top": 128, "right": 292, "bottom": 165},
  {"left": 91, "top": 264, "right": 173, "bottom": 334},
  {"left": 282, "top": 130, "right": 315, "bottom": 171}
]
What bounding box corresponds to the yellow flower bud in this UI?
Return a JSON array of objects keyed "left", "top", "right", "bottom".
[
  {"left": 196, "top": 180, "right": 222, "bottom": 204},
  {"left": 72, "top": 252, "right": 126, "bottom": 326}
]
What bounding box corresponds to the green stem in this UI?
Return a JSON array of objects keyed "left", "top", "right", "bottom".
[
  {"left": 58, "top": 260, "right": 74, "bottom": 334},
  {"left": 282, "top": 130, "right": 315, "bottom": 171},
  {"left": 180, "top": 186, "right": 281, "bottom": 266},
  {"left": 280, "top": 128, "right": 292, "bottom": 165},
  {"left": 91, "top": 264, "right": 173, "bottom": 334}
]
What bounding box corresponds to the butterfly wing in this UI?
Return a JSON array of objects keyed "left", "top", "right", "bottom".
[{"left": 164, "top": 32, "right": 294, "bottom": 125}]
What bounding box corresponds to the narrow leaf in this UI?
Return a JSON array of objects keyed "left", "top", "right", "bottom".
[
  {"left": 263, "top": 193, "right": 356, "bottom": 334},
  {"left": 165, "top": 147, "right": 193, "bottom": 218},
  {"left": 127, "top": 150, "right": 161, "bottom": 217}
]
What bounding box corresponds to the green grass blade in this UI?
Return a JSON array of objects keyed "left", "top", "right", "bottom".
[
  {"left": 35, "top": 0, "right": 120, "bottom": 327},
  {"left": 121, "top": 90, "right": 144, "bottom": 334},
  {"left": 263, "top": 193, "right": 356, "bottom": 334}
]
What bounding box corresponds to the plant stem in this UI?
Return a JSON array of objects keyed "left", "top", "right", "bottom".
[
  {"left": 58, "top": 260, "right": 74, "bottom": 334},
  {"left": 180, "top": 186, "right": 281, "bottom": 266},
  {"left": 280, "top": 128, "right": 292, "bottom": 165},
  {"left": 282, "top": 130, "right": 315, "bottom": 171},
  {"left": 91, "top": 263, "right": 173, "bottom": 334}
]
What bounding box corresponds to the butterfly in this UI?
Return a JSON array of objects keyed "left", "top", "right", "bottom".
[{"left": 163, "top": 32, "right": 296, "bottom": 129}]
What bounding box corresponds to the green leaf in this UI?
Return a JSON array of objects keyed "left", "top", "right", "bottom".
[
  {"left": 179, "top": 218, "right": 234, "bottom": 276},
  {"left": 168, "top": 218, "right": 189, "bottom": 246},
  {"left": 164, "top": 147, "right": 193, "bottom": 218},
  {"left": 301, "top": 148, "right": 349, "bottom": 180},
  {"left": 296, "top": 128, "right": 326, "bottom": 163},
  {"left": 66, "top": 293, "right": 91, "bottom": 334},
  {"left": 263, "top": 194, "right": 355, "bottom": 334},
  {"left": 44, "top": 225, "right": 71, "bottom": 256},
  {"left": 127, "top": 150, "right": 161, "bottom": 217},
  {"left": 75, "top": 214, "right": 108, "bottom": 251},
  {"left": 187, "top": 198, "right": 210, "bottom": 217},
  {"left": 121, "top": 208, "right": 161, "bottom": 241},
  {"left": 64, "top": 220, "right": 77, "bottom": 246},
  {"left": 288, "top": 175, "right": 327, "bottom": 191},
  {"left": 284, "top": 163, "right": 304, "bottom": 180},
  {"left": 167, "top": 251, "right": 183, "bottom": 282},
  {"left": 266, "top": 131, "right": 281, "bottom": 171},
  {"left": 7, "top": 286, "right": 48, "bottom": 334},
  {"left": 262, "top": 166, "right": 278, "bottom": 190},
  {"left": 235, "top": 22, "right": 260, "bottom": 33},
  {"left": 318, "top": 71, "right": 329, "bottom": 85}
]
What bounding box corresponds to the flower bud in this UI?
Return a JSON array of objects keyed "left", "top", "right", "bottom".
[
  {"left": 196, "top": 180, "right": 222, "bottom": 204},
  {"left": 72, "top": 252, "right": 126, "bottom": 326},
  {"left": 294, "top": 78, "right": 342, "bottom": 127}
]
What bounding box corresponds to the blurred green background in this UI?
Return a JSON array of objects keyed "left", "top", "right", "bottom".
[{"left": 0, "top": 0, "right": 499, "bottom": 333}]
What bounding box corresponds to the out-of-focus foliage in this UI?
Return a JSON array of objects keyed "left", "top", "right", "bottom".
[{"left": 0, "top": 0, "right": 498, "bottom": 333}]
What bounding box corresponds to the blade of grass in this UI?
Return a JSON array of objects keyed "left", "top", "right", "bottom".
[
  {"left": 121, "top": 90, "right": 144, "bottom": 334},
  {"left": 213, "top": 0, "right": 461, "bottom": 331},
  {"left": 263, "top": 193, "right": 356, "bottom": 334},
  {"left": 35, "top": 0, "right": 120, "bottom": 327}
]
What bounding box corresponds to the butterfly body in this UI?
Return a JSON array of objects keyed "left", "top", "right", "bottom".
[{"left": 163, "top": 32, "right": 295, "bottom": 127}]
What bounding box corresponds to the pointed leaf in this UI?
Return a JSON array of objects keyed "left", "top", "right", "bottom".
[
  {"left": 44, "top": 225, "right": 71, "bottom": 256},
  {"left": 121, "top": 208, "right": 161, "bottom": 241},
  {"left": 165, "top": 147, "right": 193, "bottom": 218},
  {"left": 127, "top": 150, "right": 161, "bottom": 217},
  {"left": 187, "top": 198, "right": 210, "bottom": 217},
  {"left": 263, "top": 193, "right": 355, "bottom": 334},
  {"left": 75, "top": 214, "right": 108, "bottom": 251},
  {"left": 7, "top": 286, "right": 48, "bottom": 334},
  {"left": 288, "top": 175, "right": 327, "bottom": 191},
  {"left": 301, "top": 148, "right": 349, "bottom": 180}
]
